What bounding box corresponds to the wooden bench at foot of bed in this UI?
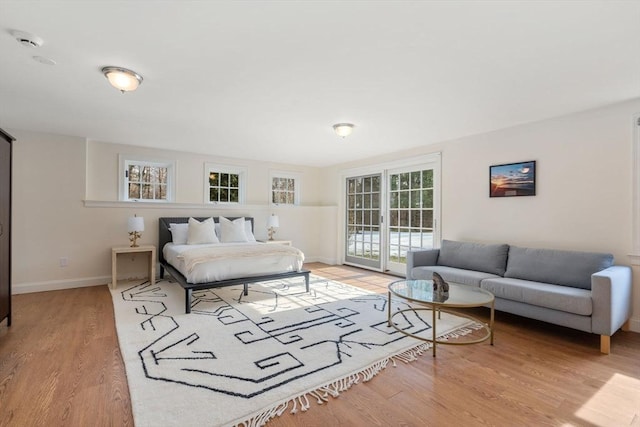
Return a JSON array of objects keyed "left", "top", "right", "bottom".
[{"left": 160, "top": 262, "right": 310, "bottom": 313}]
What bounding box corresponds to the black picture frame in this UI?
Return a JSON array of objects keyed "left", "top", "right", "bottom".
[{"left": 489, "top": 160, "right": 536, "bottom": 198}]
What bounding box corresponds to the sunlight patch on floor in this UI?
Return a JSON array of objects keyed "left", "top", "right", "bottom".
[{"left": 574, "top": 373, "right": 640, "bottom": 426}]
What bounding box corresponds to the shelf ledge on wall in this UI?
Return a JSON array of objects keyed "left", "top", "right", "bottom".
[
  {"left": 82, "top": 200, "right": 335, "bottom": 210},
  {"left": 83, "top": 200, "right": 268, "bottom": 210},
  {"left": 627, "top": 253, "right": 640, "bottom": 266}
]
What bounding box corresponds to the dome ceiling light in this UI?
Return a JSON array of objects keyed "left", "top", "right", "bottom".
[
  {"left": 333, "top": 123, "right": 355, "bottom": 138},
  {"left": 102, "top": 66, "right": 143, "bottom": 93}
]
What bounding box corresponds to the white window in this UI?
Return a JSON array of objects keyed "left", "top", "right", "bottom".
[
  {"left": 270, "top": 171, "right": 301, "bottom": 205},
  {"left": 205, "top": 163, "right": 247, "bottom": 204},
  {"left": 119, "top": 155, "right": 175, "bottom": 202}
]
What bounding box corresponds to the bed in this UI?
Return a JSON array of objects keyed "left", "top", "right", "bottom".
[{"left": 158, "top": 216, "right": 310, "bottom": 313}]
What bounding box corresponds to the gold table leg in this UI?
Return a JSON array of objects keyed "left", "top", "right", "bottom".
[
  {"left": 490, "top": 300, "right": 495, "bottom": 345},
  {"left": 387, "top": 291, "right": 392, "bottom": 327},
  {"left": 432, "top": 305, "right": 437, "bottom": 357}
]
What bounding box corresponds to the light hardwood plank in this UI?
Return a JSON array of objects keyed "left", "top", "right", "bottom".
[{"left": 0, "top": 262, "right": 638, "bottom": 426}]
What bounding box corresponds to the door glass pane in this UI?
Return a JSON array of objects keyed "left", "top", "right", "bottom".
[
  {"left": 423, "top": 170, "right": 433, "bottom": 187},
  {"left": 423, "top": 189, "right": 433, "bottom": 208},
  {"left": 372, "top": 192, "right": 380, "bottom": 209},
  {"left": 410, "top": 190, "right": 420, "bottom": 208},
  {"left": 390, "top": 192, "right": 398, "bottom": 209},
  {"left": 399, "top": 191, "right": 409, "bottom": 208},
  {"left": 400, "top": 173, "right": 410, "bottom": 190},
  {"left": 363, "top": 177, "right": 371, "bottom": 192},
  {"left": 372, "top": 175, "right": 381, "bottom": 191},
  {"left": 363, "top": 193, "right": 371, "bottom": 209}
]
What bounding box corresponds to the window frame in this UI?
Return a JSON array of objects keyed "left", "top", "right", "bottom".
[
  {"left": 269, "top": 170, "right": 301, "bottom": 206},
  {"left": 118, "top": 154, "right": 176, "bottom": 202},
  {"left": 204, "top": 163, "right": 247, "bottom": 204},
  {"left": 631, "top": 115, "right": 640, "bottom": 265}
]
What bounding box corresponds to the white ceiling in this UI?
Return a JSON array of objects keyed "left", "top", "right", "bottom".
[{"left": 1, "top": 1, "right": 639, "bottom": 167}]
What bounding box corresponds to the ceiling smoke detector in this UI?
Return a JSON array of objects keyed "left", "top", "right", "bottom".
[{"left": 11, "top": 30, "right": 43, "bottom": 48}]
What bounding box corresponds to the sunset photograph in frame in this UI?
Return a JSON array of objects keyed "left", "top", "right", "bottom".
[{"left": 490, "top": 161, "right": 536, "bottom": 197}]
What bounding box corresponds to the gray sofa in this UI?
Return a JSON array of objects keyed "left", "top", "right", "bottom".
[{"left": 406, "top": 240, "right": 633, "bottom": 354}]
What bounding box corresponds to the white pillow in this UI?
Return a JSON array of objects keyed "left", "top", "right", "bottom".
[
  {"left": 169, "top": 223, "right": 189, "bottom": 245},
  {"left": 187, "top": 217, "right": 219, "bottom": 244},
  {"left": 219, "top": 216, "right": 248, "bottom": 243},
  {"left": 244, "top": 220, "right": 256, "bottom": 242}
]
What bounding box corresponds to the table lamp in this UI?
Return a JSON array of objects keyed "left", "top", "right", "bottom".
[
  {"left": 128, "top": 215, "right": 144, "bottom": 247},
  {"left": 267, "top": 214, "right": 279, "bottom": 241}
]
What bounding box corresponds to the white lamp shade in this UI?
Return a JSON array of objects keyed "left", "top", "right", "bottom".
[
  {"left": 267, "top": 215, "right": 279, "bottom": 228},
  {"left": 128, "top": 216, "right": 144, "bottom": 232}
]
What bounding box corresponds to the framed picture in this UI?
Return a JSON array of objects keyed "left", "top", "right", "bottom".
[{"left": 490, "top": 160, "right": 536, "bottom": 197}]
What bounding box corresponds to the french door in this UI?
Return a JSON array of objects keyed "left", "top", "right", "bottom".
[
  {"left": 344, "top": 159, "right": 439, "bottom": 275},
  {"left": 385, "top": 166, "right": 437, "bottom": 275},
  {"left": 345, "top": 174, "right": 382, "bottom": 269}
]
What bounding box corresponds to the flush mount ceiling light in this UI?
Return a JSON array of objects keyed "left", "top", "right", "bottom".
[
  {"left": 102, "top": 66, "right": 143, "bottom": 93},
  {"left": 333, "top": 123, "right": 355, "bottom": 138}
]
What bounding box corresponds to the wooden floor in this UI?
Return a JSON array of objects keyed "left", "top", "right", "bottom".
[{"left": 1, "top": 262, "right": 639, "bottom": 427}]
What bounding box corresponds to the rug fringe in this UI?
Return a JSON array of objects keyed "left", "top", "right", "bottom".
[
  {"left": 437, "top": 321, "right": 485, "bottom": 341},
  {"left": 232, "top": 322, "right": 483, "bottom": 427}
]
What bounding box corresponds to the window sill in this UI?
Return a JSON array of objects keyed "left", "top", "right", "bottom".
[
  {"left": 84, "top": 200, "right": 252, "bottom": 210},
  {"left": 83, "top": 200, "right": 332, "bottom": 210}
]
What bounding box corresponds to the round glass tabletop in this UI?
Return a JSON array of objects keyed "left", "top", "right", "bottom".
[{"left": 388, "top": 279, "right": 494, "bottom": 307}]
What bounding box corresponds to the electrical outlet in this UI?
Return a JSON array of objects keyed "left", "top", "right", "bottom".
[{"left": 59, "top": 257, "right": 68, "bottom": 267}]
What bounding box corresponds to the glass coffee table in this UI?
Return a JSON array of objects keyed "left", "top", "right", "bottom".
[{"left": 388, "top": 279, "right": 495, "bottom": 357}]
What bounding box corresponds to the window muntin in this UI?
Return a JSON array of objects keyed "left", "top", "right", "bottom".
[
  {"left": 119, "top": 156, "right": 175, "bottom": 202},
  {"left": 270, "top": 171, "right": 300, "bottom": 206},
  {"left": 272, "top": 177, "right": 295, "bottom": 204},
  {"left": 209, "top": 171, "right": 240, "bottom": 203},
  {"left": 205, "top": 163, "right": 246, "bottom": 204},
  {"left": 127, "top": 163, "right": 168, "bottom": 201}
]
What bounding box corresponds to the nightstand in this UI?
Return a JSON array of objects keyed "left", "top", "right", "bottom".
[
  {"left": 111, "top": 245, "right": 156, "bottom": 289},
  {"left": 258, "top": 240, "right": 292, "bottom": 246}
]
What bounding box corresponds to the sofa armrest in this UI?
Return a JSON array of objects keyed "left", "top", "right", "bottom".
[
  {"left": 591, "top": 265, "right": 632, "bottom": 336},
  {"left": 406, "top": 249, "right": 440, "bottom": 279}
]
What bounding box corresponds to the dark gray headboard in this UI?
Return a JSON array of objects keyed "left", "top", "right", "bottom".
[{"left": 158, "top": 217, "right": 254, "bottom": 264}]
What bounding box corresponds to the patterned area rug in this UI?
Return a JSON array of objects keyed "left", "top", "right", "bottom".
[{"left": 110, "top": 275, "right": 477, "bottom": 426}]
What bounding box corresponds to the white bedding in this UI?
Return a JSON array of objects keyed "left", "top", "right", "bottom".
[{"left": 163, "top": 242, "right": 305, "bottom": 284}]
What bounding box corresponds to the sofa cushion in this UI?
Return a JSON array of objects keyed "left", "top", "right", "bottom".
[
  {"left": 437, "top": 240, "right": 509, "bottom": 276},
  {"left": 481, "top": 277, "right": 592, "bottom": 316},
  {"left": 411, "top": 266, "right": 500, "bottom": 288},
  {"left": 504, "top": 246, "right": 614, "bottom": 290}
]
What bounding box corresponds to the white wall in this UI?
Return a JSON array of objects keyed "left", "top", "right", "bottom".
[
  {"left": 9, "top": 98, "right": 640, "bottom": 331},
  {"left": 324, "top": 99, "right": 640, "bottom": 332},
  {"left": 10, "top": 131, "right": 337, "bottom": 294},
  {"left": 86, "top": 140, "right": 324, "bottom": 205}
]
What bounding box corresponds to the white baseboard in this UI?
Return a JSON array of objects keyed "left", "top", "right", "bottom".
[
  {"left": 304, "top": 256, "right": 337, "bottom": 265},
  {"left": 626, "top": 316, "right": 640, "bottom": 333},
  {"left": 13, "top": 276, "right": 110, "bottom": 294}
]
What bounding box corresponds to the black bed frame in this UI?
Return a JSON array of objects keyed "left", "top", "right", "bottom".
[{"left": 158, "top": 217, "right": 310, "bottom": 313}]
